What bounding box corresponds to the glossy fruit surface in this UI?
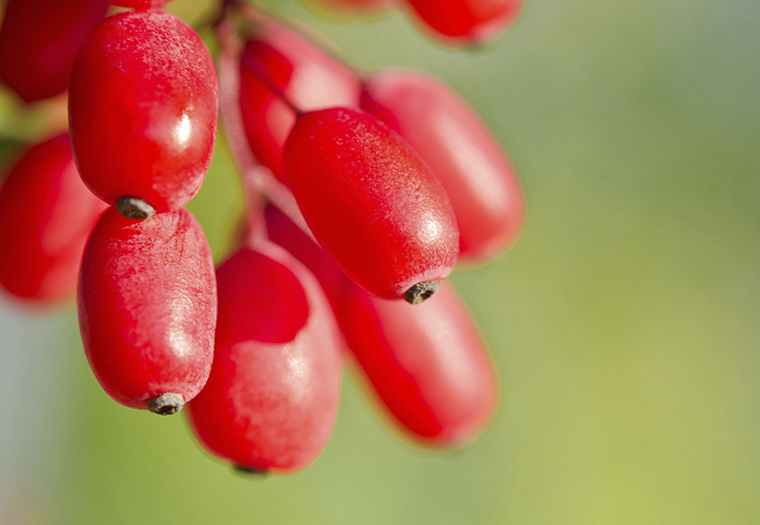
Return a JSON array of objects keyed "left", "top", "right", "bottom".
[
  {"left": 339, "top": 281, "right": 498, "bottom": 447},
  {"left": 283, "top": 107, "right": 459, "bottom": 300},
  {"left": 361, "top": 69, "right": 525, "bottom": 263},
  {"left": 404, "top": 0, "right": 522, "bottom": 45},
  {"left": 0, "top": 0, "right": 107, "bottom": 102},
  {"left": 0, "top": 134, "right": 108, "bottom": 304},
  {"left": 69, "top": 9, "right": 218, "bottom": 213},
  {"left": 186, "top": 243, "right": 342, "bottom": 473},
  {"left": 239, "top": 19, "right": 361, "bottom": 182},
  {"left": 78, "top": 207, "right": 216, "bottom": 410}
]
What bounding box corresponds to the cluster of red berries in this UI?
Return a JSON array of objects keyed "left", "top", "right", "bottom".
[{"left": 0, "top": 0, "right": 525, "bottom": 474}]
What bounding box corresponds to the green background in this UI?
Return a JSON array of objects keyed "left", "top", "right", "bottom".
[{"left": 1, "top": 0, "right": 759, "bottom": 523}]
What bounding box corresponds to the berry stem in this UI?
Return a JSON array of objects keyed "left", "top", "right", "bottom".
[{"left": 216, "top": 17, "right": 315, "bottom": 243}]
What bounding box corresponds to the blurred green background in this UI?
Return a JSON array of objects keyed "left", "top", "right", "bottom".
[{"left": 1, "top": 0, "right": 760, "bottom": 523}]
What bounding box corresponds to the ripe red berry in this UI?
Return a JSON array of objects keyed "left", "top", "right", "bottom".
[
  {"left": 69, "top": 9, "right": 219, "bottom": 215},
  {"left": 283, "top": 107, "right": 459, "bottom": 302},
  {"left": 78, "top": 207, "right": 217, "bottom": 414},
  {"left": 0, "top": 0, "right": 107, "bottom": 102},
  {"left": 403, "top": 0, "right": 523, "bottom": 45},
  {"left": 361, "top": 69, "right": 525, "bottom": 263},
  {"left": 186, "top": 243, "right": 342, "bottom": 473},
  {"left": 339, "top": 281, "right": 498, "bottom": 447},
  {"left": 0, "top": 134, "right": 108, "bottom": 305},
  {"left": 238, "top": 19, "right": 361, "bottom": 182}
]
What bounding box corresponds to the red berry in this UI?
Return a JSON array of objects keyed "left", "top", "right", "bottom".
[
  {"left": 69, "top": 9, "right": 219, "bottom": 214},
  {"left": 78, "top": 207, "right": 217, "bottom": 413},
  {"left": 339, "top": 281, "right": 498, "bottom": 447},
  {"left": 361, "top": 69, "right": 525, "bottom": 263},
  {"left": 403, "top": 0, "right": 523, "bottom": 45},
  {"left": 0, "top": 134, "right": 108, "bottom": 304},
  {"left": 282, "top": 107, "right": 459, "bottom": 301},
  {"left": 239, "top": 19, "right": 361, "bottom": 182},
  {"left": 0, "top": 0, "right": 107, "bottom": 102},
  {"left": 186, "top": 243, "right": 342, "bottom": 473}
]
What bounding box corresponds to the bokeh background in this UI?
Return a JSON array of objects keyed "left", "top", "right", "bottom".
[{"left": 2, "top": 0, "right": 760, "bottom": 523}]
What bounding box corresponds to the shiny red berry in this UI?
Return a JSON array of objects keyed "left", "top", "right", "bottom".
[
  {"left": 239, "top": 19, "right": 361, "bottom": 182},
  {"left": 186, "top": 243, "right": 342, "bottom": 473},
  {"left": 283, "top": 107, "right": 459, "bottom": 302},
  {"left": 361, "top": 68, "right": 525, "bottom": 263},
  {"left": 403, "top": 0, "right": 523, "bottom": 45},
  {"left": 78, "top": 207, "right": 217, "bottom": 414},
  {"left": 0, "top": 134, "right": 108, "bottom": 305},
  {"left": 0, "top": 0, "right": 107, "bottom": 102},
  {"left": 339, "top": 281, "right": 498, "bottom": 447},
  {"left": 69, "top": 9, "right": 219, "bottom": 214}
]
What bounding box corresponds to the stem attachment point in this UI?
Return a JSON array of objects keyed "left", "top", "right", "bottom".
[
  {"left": 147, "top": 393, "right": 184, "bottom": 415},
  {"left": 116, "top": 197, "right": 155, "bottom": 220},
  {"left": 404, "top": 280, "right": 440, "bottom": 304}
]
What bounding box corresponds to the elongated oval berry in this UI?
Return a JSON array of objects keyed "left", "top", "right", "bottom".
[
  {"left": 0, "top": 0, "right": 107, "bottom": 102},
  {"left": 283, "top": 107, "right": 459, "bottom": 301},
  {"left": 186, "top": 243, "right": 342, "bottom": 474},
  {"left": 239, "top": 19, "right": 361, "bottom": 182},
  {"left": 339, "top": 281, "right": 498, "bottom": 447},
  {"left": 78, "top": 208, "right": 216, "bottom": 413},
  {"left": 0, "top": 134, "right": 108, "bottom": 305},
  {"left": 69, "top": 9, "right": 219, "bottom": 214},
  {"left": 361, "top": 69, "right": 525, "bottom": 263},
  {"left": 403, "top": 0, "right": 523, "bottom": 45}
]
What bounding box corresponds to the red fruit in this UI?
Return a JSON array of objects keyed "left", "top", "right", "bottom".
[
  {"left": 78, "top": 207, "right": 217, "bottom": 413},
  {"left": 0, "top": 134, "right": 108, "bottom": 305},
  {"left": 100, "top": 0, "right": 168, "bottom": 7},
  {"left": 361, "top": 69, "right": 525, "bottom": 263},
  {"left": 0, "top": 0, "right": 107, "bottom": 102},
  {"left": 265, "top": 204, "right": 497, "bottom": 447},
  {"left": 239, "top": 20, "right": 361, "bottom": 182},
  {"left": 339, "top": 281, "right": 498, "bottom": 447},
  {"left": 69, "top": 9, "right": 219, "bottom": 214},
  {"left": 186, "top": 243, "right": 342, "bottom": 474},
  {"left": 283, "top": 107, "right": 459, "bottom": 302},
  {"left": 403, "top": 0, "right": 523, "bottom": 45}
]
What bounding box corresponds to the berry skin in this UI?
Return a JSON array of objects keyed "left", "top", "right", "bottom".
[
  {"left": 339, "top": 281, "right": 498, "bottom": 447},
  {"left": 403, "top": 0, "right": 523, "bottom": 45},
  {"left": 239, "top": 19, "right": 361, "bottom": 182},
  {"left": 78, "top": 207, "right": 217, "bottom": 413},
  {"left": 282, "top": 107, "right": 459, "bottom": 301},
  {"left": 0, "top": 134, "right": 108, "bottom": 304},
  {"left": 186, "top": 243, "right": 342, "bottom": 474},
  {"left": 68, "top": 9, "right": 219, "bottom": 214},
  {"left": 361, "top": 69, "right": 525, "bottom": 264},
  {"left": 0, "top": 0, "right": 108, "bottom": 103}
]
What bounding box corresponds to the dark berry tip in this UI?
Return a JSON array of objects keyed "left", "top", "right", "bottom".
[
  {"left": 146, "top": 393, "right": 184, "bottom": 415},
  {"left": 404, "top": 280, "right": 440, "bottom": 304},
  {"left": 116, "top": 197, "right": 156, "bottom": 220},
  {"left": 232, "top": 465, "right": 269, "bottom": 478}
]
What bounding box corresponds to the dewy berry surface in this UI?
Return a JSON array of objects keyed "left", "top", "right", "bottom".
[
  {"left": 68, "top": 8, "right": 218, "bottom": 213},
  {"left": 187, "top": 243, "right": 342, "bottom": 474},
  {"left": 0, "top": 0, "right": 108, "bottom": 102},
  {"left": 283, "top": 107, "right": 459, "bottom": 300},
  {"left": 361, "top": 68, "right": 525, "bottom": 263},
  {"left": 0, "top": 134, "right": 108, "bottom": 304},
  {"left": 78, "top": 208, "right": 217, "bottom": 412}
]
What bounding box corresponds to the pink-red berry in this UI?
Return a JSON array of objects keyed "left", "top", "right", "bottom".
[{"left": 78, "top": 208, "right": 217, "bottom": 414}]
